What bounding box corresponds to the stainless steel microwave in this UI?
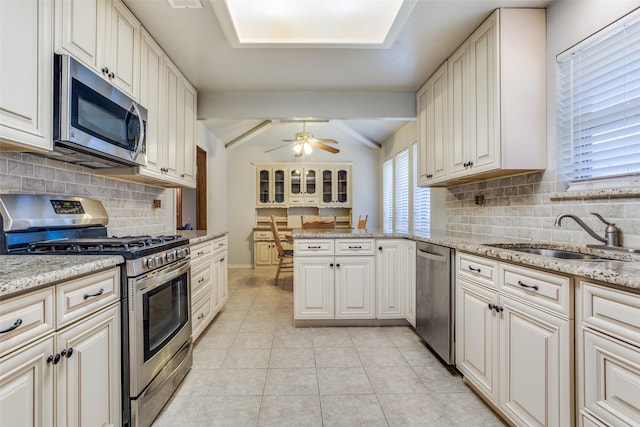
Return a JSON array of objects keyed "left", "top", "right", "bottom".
[{"left": 51, "top": 54, "right": 147, "bottom": 168}]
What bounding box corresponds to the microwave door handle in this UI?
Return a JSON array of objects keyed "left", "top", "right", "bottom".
[{"left": 129, "top": 102, "right": 145, "bottom": 161}]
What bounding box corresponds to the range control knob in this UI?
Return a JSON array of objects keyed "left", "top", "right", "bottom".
[
  {"left": 176, "top": 248, "right": 189, "bottom": 258},
  {"left": 145, "top": 258, "right": 156, "bottom": 269},
  {"left": 155, "top": 256, "right": 164, "bottom": 266},
  {"left": 166, "top": 250, "right": 176, "bottom": 262}
]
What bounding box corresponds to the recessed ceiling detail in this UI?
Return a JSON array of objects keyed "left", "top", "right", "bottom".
[
  {"left": 168, "top": 0, "right": 202, "bottom": 9},
  {"left": 211, "top": 0, "right": 416, "bottom": 48}
]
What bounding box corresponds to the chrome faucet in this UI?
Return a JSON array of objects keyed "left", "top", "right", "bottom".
[{"left": 554, "top": 212, "right": 620, "bottom": 247}]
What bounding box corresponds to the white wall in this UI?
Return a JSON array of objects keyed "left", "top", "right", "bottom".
[
  {"left": 226, "top": 129, "right": 379, "bottom": 267},
  {"left": 196, "top": 122, "right": 228, "bottom": 234}
]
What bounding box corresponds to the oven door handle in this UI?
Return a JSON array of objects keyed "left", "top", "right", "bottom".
[{"left": 137, "top": 260, "right": 190, "bottom": 293}]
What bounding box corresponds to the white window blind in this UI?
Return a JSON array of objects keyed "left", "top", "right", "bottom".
[
  {"left": 382, "top": 158, "right": 393, "bottom": 232},
  {"left": 413, "top": 143, "right": 431, "bottom": 232},
  {"left": 557, "top": 8, "right": 640, "bottom": 187},
  {"left": 395, "top": 149, "right": 409, "bottom": 232}
]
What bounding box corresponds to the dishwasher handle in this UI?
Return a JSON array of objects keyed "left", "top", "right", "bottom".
[{"left": 417, "top": 248, "right": 448, "bottom": 263}]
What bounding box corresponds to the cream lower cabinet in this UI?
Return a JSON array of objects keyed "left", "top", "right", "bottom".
[
  {"left": 294, "top": 239, "right": 376, "bottom": 320},
  {"left": 577, "top": 281, "right": 640, "bottom": 426},
  {"left": 376, "top": 239, "right": 415, "bottom": 320},
  {"left": 0, "top": 268, "right": 121, "bottom": 427},
  {"left": 253, "top": 229, "right": 291, "bottom": 267},
  {"left": 456, "top": 253, "right": 573, "bottom": 427},
  {"left": 190, "top": 236, "right": 228, "bottom": 341}
]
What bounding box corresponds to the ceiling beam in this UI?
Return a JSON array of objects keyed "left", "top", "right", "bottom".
[
  {"left": 332, "top": 121, "right": 381, "bottom": 149},
  {"left": 224, "top": 120, "right": 274, "bottom": 149}
]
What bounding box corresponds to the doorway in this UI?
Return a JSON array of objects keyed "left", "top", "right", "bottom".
[{"left": 176, "top": 146, "right": 207, "bottom": 230}]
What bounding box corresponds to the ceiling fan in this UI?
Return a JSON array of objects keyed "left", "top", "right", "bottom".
[{"left": 265, "top": 122, "right": 340, "bottom": 156}]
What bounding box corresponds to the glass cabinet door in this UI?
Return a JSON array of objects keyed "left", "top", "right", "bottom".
[
  {"left": 322, "top": 169, "right": 333, "bottom": 203},
  {"left": 337, "top": 169, "right": 348, "bottom": 203},
  {"left": 305, "top": 169, "right": 316, "bottom": 195},
  {"left": 274, "top": 169, "right": 285, "bottom": 203},
  {"left": 259, "top": 169, "right": 270, "bottom": 203},
  {"left": 290, "top": 169, "right": 301, "bottom": 195}
]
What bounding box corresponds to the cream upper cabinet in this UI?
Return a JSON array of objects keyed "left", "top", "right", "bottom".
[
  {"left": 139, "top": 30, "right": 165, "bottom": 175},
  {"left": 320, "top": 166, "right": 352, "bottom": 207},
  {"left": 417, "top": 62, "right": 448, "bottom": 186},
  {"left": 418, "top": 8, "right": 546, "bottom": 187},
  {"left": 0, "top": 0, "right": 53, "bottom": 152},
  {"left": 179, "top": 79, "right": 197, "bottom": 186},
  {"left": 55, "top": 0, "right": 140, "bottom": 99},
  {"left": 256, "top": 167, "right": 287, "bottom": 206}
]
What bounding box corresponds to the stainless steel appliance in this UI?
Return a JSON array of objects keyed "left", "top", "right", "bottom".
[
  {"left": 50, "top": 54, "right": 147, "bottom": 168},
  {"left": 416, "top": 242, "right": 454, "bottom": 365},
  {"left": 0, "top": 194, "right": 192, "bottom": 427}
]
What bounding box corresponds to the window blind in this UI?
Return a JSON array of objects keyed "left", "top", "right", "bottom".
[
  {"left": 413, "top": 143, "right": 431, "bottom": 232},
  {"left": 557, "top": 8, "right": 640, "bottom": 186},
  {"left": 395, "top": 149, "right": 409, "bottom": 233},
  {"left": 382, "top": 158, "right": 393, "bottom": 232}
]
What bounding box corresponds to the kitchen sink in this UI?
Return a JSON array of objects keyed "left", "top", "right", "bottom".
[{"left": 486, "top": 244, "right": 616, "bottom": 261}]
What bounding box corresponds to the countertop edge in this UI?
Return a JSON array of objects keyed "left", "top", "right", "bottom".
[{"left": 181, "top": 231, "right": 228, "bottom": 245}]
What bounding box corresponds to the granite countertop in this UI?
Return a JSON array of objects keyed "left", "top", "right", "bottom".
[
  {"left": 179, "top": 230, "right": 227, "bottom": 245},
  {"left": 292, "top": 228, "right": 640, "bottom": 291},
  {"left": 0, "top": 255, "right": 125, "bottom": 299}
]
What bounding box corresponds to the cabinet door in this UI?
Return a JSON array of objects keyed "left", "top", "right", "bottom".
[
  {"left": 416, "top": 83, "right": 429, "bottom": 185},
  {"left": 321, "top": 168, "right": 334, "bottom": 204},
  {"left": 468, "top": 11, "right": 499, "bottom": 172},
  {"left": 335, "top": 256, "right": 375, "bottom": 319},
  {"left": 180, "top": 79, "right": 197, "bottom": 185},
  {"left": 215, "top": 252, "right": 228, "bottom": 310},
  {"left": 335, "top": 168, "right": 350, "bottom": 206},
  {"left": 294, "top": 257, "right": 334, "bottom": 319},
  {"left": 0, "top": 336, "right": 54, "bottom": 427},
  {"left": 448, "top": 42, "right": 470, "bottom": 177},
  {"left": 139, "top": 30, "right": 165, "bottom": 175},
  {"left": 273, "top": 168, "right": 287, "bottom": 204},
  {"left": 304, "top": 168, "right": 318, "bottom": 196},
  {"left": 376, "top": 241, "right": 404, "bottom": 318},
  {"left": 290, "top": 168, "right": 302, "bottom": 196},
  {"left": 256, "top": 168, "right": 272, "bottom": 205},
  {"left": 163, "top": 60, "right": 182, "bottom": 180},
  {"left": 56, "top": 305, "right": 120, "bottom": 427},
  {"left": 254, "top": 241, "right": 273, "bottom": 266},
  {"left": 499, "top": 295, "right": 571, "bottom": 427},
  {"left": 109, "top": 0, "right": 139, "bottom": 98},
  {"left": 56, "top": 0, "right": 110, "bottom": 73},
  {"left": 427, "top": 63, "right": 448, "bottom": 181},
  {"left": 0, "top": 0, "right": 53, "bottom": 151},
  {"left": 405, "top": 241, "right": 417, "bottom": 327},
  {"left": 455, "top": 278, "right": 499, "bottom": 402}
]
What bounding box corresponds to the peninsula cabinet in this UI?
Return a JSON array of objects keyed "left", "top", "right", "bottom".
[
  {"left": 0, "top": 268, "right": 121, "bottom": 427},
  {"left": 294, "top": 239, "right": 376, "bottom": 320},
  {"left": 55, "top": 0, "right": 140, "bottom": 100},
  {"left": 418, "top": 8, "right": 546, "bottom": 187},
  {"left": 0, "top": 0, "right": 53, "bottom": 152},
  {"left": 455, "top": 253, "right": 573, "bottom": 427},
  {"left": 577, "top": 281, "right": 640, "bottom": 426}
]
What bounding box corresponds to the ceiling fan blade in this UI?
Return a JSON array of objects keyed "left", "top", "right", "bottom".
[
  {"left": 313, "top": 138, "right": 338, "bottom": 144},
  {"left": 312, "top": 142, "right": 340, "bottom": 154},
  {"left": 265, "top": 141, "right": 295, "bottom": 153},
  {"left": 281, "top": 139, "right": 296, "bottom": 142}
]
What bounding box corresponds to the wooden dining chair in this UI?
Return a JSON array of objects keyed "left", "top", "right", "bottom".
[
  {"left": 270, "top": 215, "right": 293, "bottom": 286},
  {"left": 301, "top": 215, "right": 336, "bottom": 229},
  {"left": 357, "top": 214, "right": 368, "bottom": 229}
]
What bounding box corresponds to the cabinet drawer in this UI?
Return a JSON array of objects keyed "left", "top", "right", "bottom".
[
  {"left": 294, "top": 240, "right": 334, "bottom": 256},
  {"left": 254, "top": 231, "right": 272, "bottom": 240},
  {"left": 583, "top": 329, "right": 640, "bottom": 426},
  {"left": 191, "top": 262, "right": 212, "bottom": 300},
  {"left": 457, "top": 253, "right": 498, "bottom": 288},
  {"left": 335, "top": 239, "right": 375, "bottom": 255},
  {"left": 56, "top": 268, "right": 120, "bottom": 328},
  {"left": 500, "top": 263, "right": 571, "bottom": 317},
  {"left": 580, "top": 282, "right": 640, "bottom": 347},
  {"left": 191, "top": 241, "right": 213, "bottom": 262},
  {"left": 0, "top": 287, "right": 55, "bottom": 357},
  {"left": 212, "top": 236, "right": 228, "bottom": 256},
  {"left": 289, "top": 196, "right": 319, "bottom": 206},
  {"left": 192, "top": 293, "right": 213, "bottom": 339}
]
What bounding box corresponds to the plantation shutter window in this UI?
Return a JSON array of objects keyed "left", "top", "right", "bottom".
[{"left": 383, "top": 158, "right": 393, "bottom": 232}]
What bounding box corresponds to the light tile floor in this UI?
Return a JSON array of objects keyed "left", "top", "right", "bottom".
[{"left": 153, "top": 267, "right": 506, "bottom": 426}]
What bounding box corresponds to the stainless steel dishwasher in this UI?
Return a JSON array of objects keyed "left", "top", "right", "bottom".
[{"left": 416, "top": 242, "right": 454, "bottom": 365}]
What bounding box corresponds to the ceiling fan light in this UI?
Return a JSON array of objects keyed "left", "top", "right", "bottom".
[
  {"left": 303, "top": 142, "right": 313, "bottom": 154},
  {"left": 293, "top": 143, "right": 303, "bottom": 154}
]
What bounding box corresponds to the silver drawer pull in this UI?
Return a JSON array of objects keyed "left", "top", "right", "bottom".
[
  {"left": 468, "top": 266, "right": 481, "bottom": 273},
  {"left": 0, "top": 318, "right": 22, "bottom": 334},
  {"left": 348, "top": 246, "right": 362, "bottom": 249},
  {"left": 517, "top": 280, "right": 539, "bottom": 291},
  {"left": 83, "top": 288, "right": 104, "bottom": 300}
]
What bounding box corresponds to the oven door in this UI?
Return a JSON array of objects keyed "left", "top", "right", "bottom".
[{"left": 129, "top": 258, "right": 191, "bottom": 396}]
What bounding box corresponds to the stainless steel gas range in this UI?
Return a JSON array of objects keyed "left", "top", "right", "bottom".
[{"left": 0, "top": 194, "right": 193, "bottom": 427}]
